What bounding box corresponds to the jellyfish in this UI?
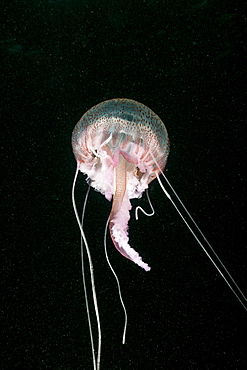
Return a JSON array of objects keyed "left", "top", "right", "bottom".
[
  {"left": 72, "top": 98, "right": 170, "bottom": 271},
  {"left": 71, "top": 98, "right": 246, "bottom": 370}
]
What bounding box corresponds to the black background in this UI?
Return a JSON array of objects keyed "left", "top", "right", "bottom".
[{"left": 1, "top": 0, "right": 246, "bottom": 369}]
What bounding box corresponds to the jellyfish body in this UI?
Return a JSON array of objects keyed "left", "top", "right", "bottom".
[{"left": 72, "top": 99, "right": 169, "bottom": 271}]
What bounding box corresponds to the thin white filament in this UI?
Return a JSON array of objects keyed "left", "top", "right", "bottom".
[
  {"left": 155, "top": 169, "right": 247, "bottom": 311},
  {"left": 72, "top": 166, "right": 102, "bottom": 370},
  {"left": 104, "top": 216, "right": 128, "bottom": 344},
  {"left": 92, "top": 134, "right": 113, "bottom": 158},
  {"left": 160, "top": 170, "right": 247, "bottom": 306},
  {"left": 80, "top": 184, "right": 96, "bottom": 370},
  {"left": 135, "top": 189, "right": 155, "bottom": 220}
]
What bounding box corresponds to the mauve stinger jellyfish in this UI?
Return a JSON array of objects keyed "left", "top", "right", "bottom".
[
  {"left": 71, "top": 99, "right": 246, "bottom": 370},
  {"left": 72, "top": 98, "right": 170, "bottom": 271}
]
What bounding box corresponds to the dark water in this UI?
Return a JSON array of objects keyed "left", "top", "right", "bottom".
[{"left": 1, "top": 1, "right": 246, "bottom": 369}]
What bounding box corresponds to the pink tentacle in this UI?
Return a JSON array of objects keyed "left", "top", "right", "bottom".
[{"left": 109, "top": 154, "right": 151, "bottom": 271}]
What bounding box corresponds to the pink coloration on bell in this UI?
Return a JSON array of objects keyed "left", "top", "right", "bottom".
[{"left": 72, "top": 98, "right": 169, "bottom": 271}]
